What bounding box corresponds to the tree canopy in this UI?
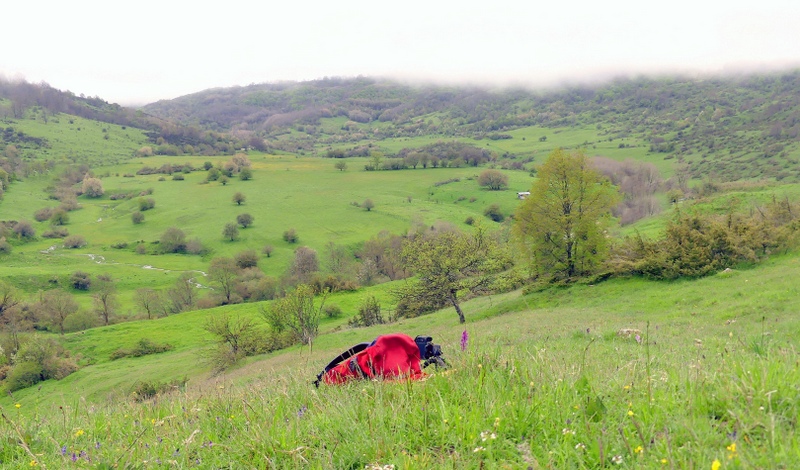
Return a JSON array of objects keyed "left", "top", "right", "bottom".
[{"left": 513, "top": 148, "right": 619, "bottom": 280}]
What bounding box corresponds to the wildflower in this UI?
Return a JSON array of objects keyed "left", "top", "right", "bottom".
[
  {"left": 71, "top": 453, "right": 78, "bottom": 462},
  {"left": 480, "top": 431, "right": 497, "bottom": 441},
  {"left": 95, "top": 442, "right": 101, "bottom": 449},
  {"left": 473, "top": 446, "right": 485, "bottom": 453},
  {"left": 29, "top": 460, "right": 37, "bottom": 467},
  {"left": 529, "top": 381, "right": 535, "bottom": 388},
  {"left": 575, "top": 443, "right": 586, "bottom": 450},
  {"left": 711, "top": 459, "right": 721, "bottom": 470},
  {"left": 562, "top": 428, "right": 575, "bottom": 436},
  {"left": 74, "top": 429, "right": 84, "bottom": 438},
  {"left": 15, "top": 403, "right": 21, "bottom": 409},
  {"left": 460, "top": 330, "right": 469, "bottom": 351},
  {"left": 494, "top": 417, "right": 500, "bottom": 428},
  {"left": 297, "top": 405, "right": 307, "bottom": 418},
  {"left": 726, "top": 443, "right": 736, "bottom": 453},
  {"left": 611, "top": 455, "right": 623, "bottom": 464},
  {"left": 634, "top": 445, "right": 643, "bottom": 454},
  {"left": 635, "top": 334, "right": 642, "bottom": 344},
  {"left": 61, "top": 445, "right": 67, "bottom": 456},
  {"left": 661, "top": 458, "right": 668, "bottom": 464},
  {"left": 623, "top": 384, "right": 630, "bottom": 390},
  {"left": 627, "top": 410, "right": 634, "bottom": 416}
]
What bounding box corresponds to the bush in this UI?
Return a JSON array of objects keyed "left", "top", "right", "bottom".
[
  {"left": 160, "top": 227, "right": 186, "bottom": 253},
  {"left": 42, "top": 227, "right": 69, "bottom": 239},
  {"left": 283, "top": 228, "right": 298, "bottom": 243},
  {"left": 262, "top": 245, "right": 274, "bottom": 257},
  {"left": 34, "top": 207, "right": 54, "bottom": 222},
  {"left": 13, "top": 220, "right": 35, "bottom": 239},
  {"left": 0, "top": 237, "right": 11, "bottom": 254},
  {"left": 324, "top": 304, "right": 342, "bottom": 318},
  {"left": 484, "top": 204, "right": 505, "bottom": 222},
  {"left": 110, "top": 338, "right": 174, "bottom": 360},
  {"left": 131, "top": 377, "right": 186, "bottom": 401},
  {"left": 4, "top": 361, "right": 43, "bottom": 392},
  {"left": 235, "top": 249, "right": 259, "bottom": 269},
  {"left": 63, "top": 235, "right": 87, "bottom": 248},
  {"left": 70, "top": 271, "right": 92, "bottom": 290},
  {"left": 349, "top": 295, "right": 384, "bottom": 327},
  {"left": 138, "top": 197, "right": 156, "bottom": 211},
  {"left": 50, "top": 208, "right": 69, "bottom": 226},
  {"left": 132, "top": 211, "right": 145, "bottom": 224}
]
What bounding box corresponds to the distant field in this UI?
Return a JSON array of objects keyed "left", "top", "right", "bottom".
[{"left": 1, "top": 154, "right": 531, "bottom": 307}]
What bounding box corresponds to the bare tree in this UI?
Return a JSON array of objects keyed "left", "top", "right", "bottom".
[
  {"left": 209, "top": 257, "right": 239, "bottom": 304},
  {"left": 134, "top": 288, "right": 162, "bottom": 319},
  {"left": 40, "top": 289, "right": 80, "bottom": 335},
  {"left": 93, "top": 274, "right": 118, "bottom": 326}
]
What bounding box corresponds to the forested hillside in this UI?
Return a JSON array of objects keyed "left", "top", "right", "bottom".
[{"left": 141, "top": 72, "right": 800, "bottom": 181}]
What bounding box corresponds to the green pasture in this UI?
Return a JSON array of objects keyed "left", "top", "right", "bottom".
[
  {"left": 1, "top": 247, "right": 798, "bottom": 467},
  {"left": 1, "top": 154, "right": 531, "bottom": 304},
  {"left": 3, "top": 111, "right": 149, "bottom": 164}
]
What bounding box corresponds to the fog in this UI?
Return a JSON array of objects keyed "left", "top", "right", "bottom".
[{"left": 3, "top": 0, "right": 800, "bottom": 105}]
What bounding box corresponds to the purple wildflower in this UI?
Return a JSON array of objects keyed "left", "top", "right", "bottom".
[
  {"left": 635, "top": 334, "right": 642, "bottom": 344},
  {"left": 71, "top": 453, "right": 78, "bottom": 462},
  {"left": 297, "top": 405, "right": 307, "bottom": 418},
  {"left": 95, "top": 442, "right": 101, "bottom": 449},
  {"left": 61, "top": 445, "right": 67, "bottom": 456},
  {"left": 460, "top": 330, "right": 469, "bottom": 351}
]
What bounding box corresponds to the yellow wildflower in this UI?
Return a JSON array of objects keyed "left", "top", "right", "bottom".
[
  {"left": 15, "top": 403, "right": 21, "bottom": 409},
  {"left": 29, "top": 460, "right": 37, "bottom": 467},
  {"left": 74, "top": 429, "right": 84, "bottom": 437},
  {"left": 627, "top": 410, "right": 634, "bottom": 416},
  {"left": 711, "top": 459, "right": 721, "bottom": 470},
  {"left": 634, "top": 445, "right": 643, "bottom": 454}
]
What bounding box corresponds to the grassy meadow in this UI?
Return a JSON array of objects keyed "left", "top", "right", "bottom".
[
  {"left": 0, "top": 251, "right": 798, "bottom": 468},
  {"left": 2, "top": 109, "right": 800, "bottom": 468}
]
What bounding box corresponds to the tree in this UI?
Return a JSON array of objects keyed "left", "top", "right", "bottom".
[
  {"left": 232, "top": 192, "right": 245, "bottom": 205},
  {"left": 93, "top": 274, "right": 118, "bottom": 326},
  {"left": 134, "top": 288, "right": 162, "bottom": 319},
  {"left": 362, "top": 199, "right": 375, "bottom": 211},
  {"left": 81, "top": 177, "right": 104, "bottom": 198},
  {"left": 334, "top": 161, "right": 347, "bottom": 171},
  {"left": 0, "top": 280, "right": 21, "bottom": 319},
  {"left": 399, "top": 226, "right": 502, "bottom": 324},
  {"left": 236, "top": 213, "right": 254, "bottom": 228},
  {"left": 478, "top": 169, "right": 509, "bottom": 190},
  {"left": 160, "top": 227, "right": 186, "bottom": 253},
  {"left": 288, "top": 246, "right": 319, "bottom": 285},
  {"left": 234, "top": 249, "right": 259, "bottom": 269},
  {"left": 484, "top": 204, "right": 504, "bottom": 222},
  {"left": 223, "top": 223, "right": 240, "bottom": 241},
  {"left": 209, "top": 257, "right": 239, "bottom": 304},
  {"left": 239, "top": 168, "right": 253, "bottom": 181},
  {"left": 513, "top": 148, "right": 619, "bottom": 280},
  {"left": 166, "top": 273, "right": 196, "bottom": 314},
  {"left": 40, "top": 289, "right": 80, "bottom": 335},
  {"left": 260, "top": 284, "right": 325, "bottom": 346}
]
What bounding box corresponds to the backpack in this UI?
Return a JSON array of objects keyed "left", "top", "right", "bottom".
[{"left": 313, "top": 333, "right": 446, "bottom": 387}]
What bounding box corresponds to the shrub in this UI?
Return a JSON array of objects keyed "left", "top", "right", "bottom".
[
  {"left": 172, "top": 173, "right": 184, "bottom": 181},
  {"left": 13, "top": 220, "right": 35, "bottom": 239},
  {"left": 348, "top": 295, "right": 384, "bottom": 327},
  {"left": 235, "top": 249, "right": 259, "bottom": 269},
  {"left": 465, "top": 216, "right": 475, "bottom": 225},
  {"left": 50, "top": 208, "right": 69, "bottom": 226},
  {"left": 0, "top": 237, "right": 11, "bottom": 254},
  {"left": 138, "top": 197, "right": 156, "bottom": 211},
  {"left": 323, "top": 304, "right": 342, "bottom": 318},
  {"left": 81, "top": 177, "right": 104, "bottom": 198},
  {"left": 4, "top": 361, "right": 44, "bottom": 392},
  {"left": 131, "top": 377, "right": 186, "bottom": 401},
  {"left": 484, "top": 204, "right": 505, "bottom": 222},
  {"left": 283, "top": 228, "right": 298, "bottom": 243},
  {"left": 186, "top": 238, "right": 205, "bottom": 255},
  {"left": 34, "top": 207, "right": 54, "bottom": 222},
  {"left": 132, "top": 211, "right": 145, "bottom": 224},
  {"left": 42, "top": 227, "right": 69, "bottom": 239},
  {"left": 160, "top": 227, "right": 186, "bottom": 253},
  {"left": 239, "top": 168, "right": 253, "bottom": 181},
  {"left": 110, "top": 338, "right": 174, "bottom": 360},
  {"left": 70, "top": 271, "right": 91, "bottom": 290},
  {"left": 63, "top": 235, "right": 87, "bottom": 248}
]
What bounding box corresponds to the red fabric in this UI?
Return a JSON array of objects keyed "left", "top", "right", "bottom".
[{"left": 323, "top": 334, "right": 426, "bottom": 384}]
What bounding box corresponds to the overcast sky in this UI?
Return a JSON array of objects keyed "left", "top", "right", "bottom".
[{"left": 4, "top": 0, "right": 800, "bottom": 106}]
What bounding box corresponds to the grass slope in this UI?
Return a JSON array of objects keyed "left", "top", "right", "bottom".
[{"left": 1, "top": 248, "right": 798, "bottom": 467}]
